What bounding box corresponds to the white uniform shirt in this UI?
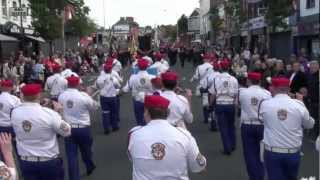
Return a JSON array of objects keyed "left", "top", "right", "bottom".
[
  {"left": 128, "top": 120, "right": 206, "bottom": 180},
  {"left": 209, "top": 72, "right": 238, "bottom": 105},
  {"left": 199, "top": 71, "right": 220, "bottom": 90},
  {"left": 160, "top": 91, "right": 193, "bottom": 126},
  {"left": 239, "top": 85, "right": 272, "bottom": 124},
  {"left": 11, "top": 103, "right": 71, "bottom": 157},
  {"left": 112, "top": 59, "right": 123, "bottom": 73},
  {"left": 96, "top": 72, "right": 121, "bottom": 97},
  {"left": 0, "top": 92, "right": 21, "bottom": 127},
  {"left": 123, "top": 71, "right": 155, "bottom": 102},
  {"left": 58, "top": 89, "right": 98, "bottom": 126},
  {"left": 192, "top": 62, "right": 213, "bottom": 82},
  {"left": 45, "top": 73, "right": 68, "bottom": 97},
  {"left": 100, "top": 70, "right": 123, "bottom": 84},
  {"left": 260, "top": 94, "right": 314, "bottom": 148},
  {"left": 150, "top": 61, "right": 169, "bottom": 75}
]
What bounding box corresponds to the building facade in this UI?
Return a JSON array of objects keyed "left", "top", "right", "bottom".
[{"left": 188, "top": 8, "right": 200, "bottom": 41}]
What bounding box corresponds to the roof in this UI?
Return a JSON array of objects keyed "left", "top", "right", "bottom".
[{"left": 190, "top": 8, "right": 200, "bottom": 17}]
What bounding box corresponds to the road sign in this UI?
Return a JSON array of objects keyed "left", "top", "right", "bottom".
[{"left": 10, "top": 7, "right": 28, "bottom": 17}]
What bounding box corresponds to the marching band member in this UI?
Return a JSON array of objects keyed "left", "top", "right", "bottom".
[
  {"left": 123, "top": 59, "right": 155, "bottom": 125},
  {"left": 128, "top": 95, "right": 206, "bottom": 180},
  {"left": 45, "top": 64, "right": 68, "bottom": 101},
  {"left": 105, "top": 57, "right": 122, "bottom": 75},
  {"left": 209, "top": 60, "right": 238, "bottom": 155},
  {"left": 0, "top": 80, "right": 21, "bottom": 135},
  {"left": 239, "top": 72, "right": 271, "bottom": 180},
  {"left": 11, "top": 84, "right": 71, "bottom": 180},
  {"left": 151, "top": 77, "right": 163, "bottom": 95},
  {"left": 160, "top": 71, "right": 193, "bottom": 128},
  {"left": 58, "top": 76, "right": 99, "bottom": 180},
  {"left": 96, "top": 62, "right": 121, "bottom": 134},
  {"left": 150, "top": 52, "right": 169, "bottom": 74},
  {"left": 259, "top": 77, "right": 314, "bottom": 180}
]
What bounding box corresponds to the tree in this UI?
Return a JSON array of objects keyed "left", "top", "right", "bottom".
[
  {"left": 177, "top": 15, "right": 188, "bottom": 35},
  {"left": 209, "top": 6, "right": 223, "bottom": 44},
  {"left": 30, "top": 0, "right": 97, "bottom": 51},
  {"left": 265, "top": 0, "right": 293, "bottom": 31}
]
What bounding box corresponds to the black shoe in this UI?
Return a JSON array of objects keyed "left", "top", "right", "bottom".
[
  {"left": 220, "top": 150, "right": 231, "bottom": 156},
  {"left": 87, "top": 165, "right": 96, "bottom": 176},
  {"left": 112, "top": 127, "right": 120, "bottom": 132},
  {"left": 104, "top": 129, "right": 110, "bottom": 135},
  {"left": 210, "top": 127, "right": 218, "bottom": 132}
]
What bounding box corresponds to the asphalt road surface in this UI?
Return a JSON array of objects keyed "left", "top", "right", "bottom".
[{"left": 59, "top": 61, "right": 318, "bottom": 180}]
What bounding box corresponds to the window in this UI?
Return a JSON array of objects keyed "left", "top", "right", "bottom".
[
  {"left": 306, "top": 0, "right": 315, "bottom": 9},
  {"left": 2, "top": 0, "right": 7, "bottom": 16},
  {"left": 12, "top": 1, "right": 17, "bottom": 20}
]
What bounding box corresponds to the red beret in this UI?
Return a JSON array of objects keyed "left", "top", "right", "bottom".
[
  {"left": 144, "top": 95, "right": 170, "bottom": 109},
  {"left": 137, "top": 59, "right": 149, "bottom": 70},
  {"left": 213, "top": 61, "right": 221, "bottom": 69},
  {"left": 271, "top": 77, "right": 290, "bottom": 87},
  {"left": 104, "top": 63, "right": 113, "bottom": 71},
  {"left": 151, "top": 77, "right": 162, "bottom": 86},
  {"left": 1, "top": 80, "right": 13, "bottom": 88},
  {"left": 248, "top": 72, "right": 262, "bottom": 81},
  {"left": 161, "top": 71, "right": 178, "bottom": 81},
  {"left": 220, "top": 60, "right": 230, "bottom": 69},
  {"left": 52, "top": 64, "right": 61, "bottom": 72},
  {"left": 21, "top": 84, "right": 42, "bottom": 96},
  {"left": 105, "top": 57, "right": 114, "bottom": 64},
  {"left": 111, "top": 52, "right": 118, "bottom": 58},
  {"left": 67, "top": 76, "right": 80, "bottom": 87},
  {"left": 154, "top": 52, "right": 163, "bottom": 61}
]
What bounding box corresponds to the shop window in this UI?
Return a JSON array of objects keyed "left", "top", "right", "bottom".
[
  {"left": 2, "top": 0, "right": 7, "bottom": 17},
  {"left": 306, "top": 0, "right": 315, "bottom": 9}
]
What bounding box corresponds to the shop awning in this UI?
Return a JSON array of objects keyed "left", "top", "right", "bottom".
[
  {"left": 0, "top": 34, "right": 18, "bottom": 41},
  {"left": 26, "top": 35, "right": 46, "bottom": 43}
]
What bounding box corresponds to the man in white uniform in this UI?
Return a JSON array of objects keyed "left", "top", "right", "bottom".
[
  {"left": 209, "top": 60, "right": 238, "bottom": 155},
  {"left": 150, "top": 52, "right": 169, "bottom": 74},
  {"left": 11, "top": 84, "right": 71, "bottom": 180},
  {"left": 191, "top": 54, "right": 213, "bottom": 123},
  {"left": 45, "top": 64, "right": 68, "bottom": 101},
  {"left": 128, "top": 95, "right": 206, "bottom": 180},
  {"left": 58, "top": 76, "right": 99, "bottom": 180},
  {"left": 160, "top": 71, "right": 193, "bottom": 128},
  {"left": 239, "top": 72, "right": 271, "bottom": 180},
  {"left": 105, "top": 57, "right": 122, "bottom": 75},
  {"left": 0, "top": 80, "right": 21, "bottom": 135},
  {"left": 96, "top": 62, "right": 121, "bottom": 134},
  {"left": 123, "top": 59, "right": 155, "bottom": 125},
  {"left": 259, "top": 77, "right": 314, "bottom": 180}
]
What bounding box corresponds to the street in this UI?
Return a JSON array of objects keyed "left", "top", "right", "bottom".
[{"left": 59, "top": 61, "right": 319, "bottom": 180}]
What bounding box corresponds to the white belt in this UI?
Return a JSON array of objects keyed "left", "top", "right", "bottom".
[
  {"left": 242, "top": 120, "right": 263, "bottom": 125},
  {"left": 20, "top": 155, "right": 59, "bottom": 162},
  {"left": 264, "top": 145, "right": 300, "bottom": 154},
  {"left": 70, "top": 124, "right": 88, "bottom": 128},
  {"left": 216, "top": 101, "right": 234, "bottom": 105}
]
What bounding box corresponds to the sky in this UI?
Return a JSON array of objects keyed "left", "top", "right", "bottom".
[{"left": 84, "top": 0, "right": 199, "bottom": 28}]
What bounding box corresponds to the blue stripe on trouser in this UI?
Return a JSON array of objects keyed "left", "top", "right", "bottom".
[
  {"left": 133, "top": 100, "right": 145, "bottom": 126},
  {"left": 215, "top": 104, "right": 236, "bottom": 153},
  {"left": 65, "top": 127, "right": 95, "bottom": 180},
  {"left": 100, "top": 96, "right": 119, "bottom": 130},
  {"left": 20, "top": 157, "right": 64, "bottom": 180},
  {"left": 241, "top": 124, "right": 264, "bottom": 180},
  {"left": 264, "top": 150, "right": 300, "bottom": 180}
]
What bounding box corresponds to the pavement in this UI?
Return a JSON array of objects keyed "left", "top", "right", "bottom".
[{"left": 58, "top": 61, "right": 318, "bottom": 180}]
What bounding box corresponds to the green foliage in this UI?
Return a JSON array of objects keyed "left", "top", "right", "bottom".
[
  {"left": 159, "top": 25, "right": 177, "bottom": 42},
  {"left": 209, "top": 6, "right": 223, "bottom": 40},
  {"left": 265, "top": 0, "right": 293, "bottom": 30},
  {"left": 225, "top": 0, "right": 242, "bottom": 31},
  {"left": 29, "top": 0, "right": 97, "bottom": 41},
  {"left": 177, "top": 15, "right": 188, "bottom": 35}
]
